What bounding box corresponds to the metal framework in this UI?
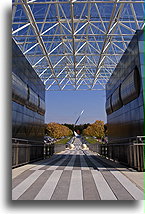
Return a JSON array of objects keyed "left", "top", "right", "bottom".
[{"left": 12, "top": 0, "right": 144, "bottom": 90}]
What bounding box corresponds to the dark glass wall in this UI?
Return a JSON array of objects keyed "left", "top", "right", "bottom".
[
  {"left": 106, "top": 30, "right": 144, "bottom": 144},
  {"left": 12, "top": 39, "right": 45, "bottom": 141}
]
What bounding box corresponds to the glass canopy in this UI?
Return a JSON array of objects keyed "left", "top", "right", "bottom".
[{"left": 12, "top": 0, "right": 144, "bottom": 90}]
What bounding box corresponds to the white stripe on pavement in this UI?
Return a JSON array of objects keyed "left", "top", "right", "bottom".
[
  {"left": 30, "top": 156, "right": 59, "bottom": 171},
  {"left": 34, "top": 170, "right": 63, "bottom": 200},
  {"left": 87, "top": 155, "right": 144, "bottom": 200},
  {"left": 64, "top": 155, "right": 76, "bottom": 170},
  {"left": 68, "top": 170, "right": 83, "bottom": 200},
  {"left": 46, "top": 155, "right": 69, "bottom": 170},
  {"left": 111, "top": 170, "right": 144, "bottom": 200},
  {"left": 80, "top": 155, "right": 90, "bottom": 170},
  {"left": 85, "top": 154, "right": 105, "bottom": 170},
  {"left": 12, "top": 170, "right": 44, "bottom": 200},
  {"left": 91, "top": 170, "right": 117, "bottom": 200}
]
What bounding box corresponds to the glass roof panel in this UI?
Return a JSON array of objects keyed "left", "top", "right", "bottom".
[{"left": 12, "top": 0, "right": 144, "bottom": 90}]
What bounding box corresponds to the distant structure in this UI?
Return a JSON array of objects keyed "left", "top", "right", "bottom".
[
  {"left": 74, "top": 110, "right": 84, "bottom": 136},
  {"left": 74, "top": 110, "right": 84, "bottom": 125},
  {"left": 74, "top": 131, "right": 79, "bottom": 137}
]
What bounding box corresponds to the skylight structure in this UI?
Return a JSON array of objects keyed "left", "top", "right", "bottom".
[{"left": 12, "top": 0, "right": 144, "bottom": 90}]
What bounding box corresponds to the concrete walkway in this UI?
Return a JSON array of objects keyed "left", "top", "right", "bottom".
[{"left": 12, "top": 138, "right": 144, "bottom": 200}]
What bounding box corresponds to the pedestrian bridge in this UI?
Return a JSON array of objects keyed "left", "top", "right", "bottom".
[
  {"left": 12, "top": 0, "right": 144, "bottom": 201},
  {"left": 12, "top": 137, "right": 143, "bottom": 200}
]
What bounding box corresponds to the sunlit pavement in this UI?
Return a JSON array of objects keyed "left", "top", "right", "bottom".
[{"left": 12, "top": 138, "right": 144, "bottom": 200}]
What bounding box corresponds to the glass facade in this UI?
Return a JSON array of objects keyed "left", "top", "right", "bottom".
[
  {"left": 12, "top": 39, "right": 45, "bottom": 141},
  {"left": 111, "top": 86, "right": 123, "bottom": 112},
  {"left": 106, "top": 30, "right": 144, "bottom": 144}
]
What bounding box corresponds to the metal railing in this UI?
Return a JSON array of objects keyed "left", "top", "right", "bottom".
[
  {"left": 12, "top": 138, "right": 44, "bottom": 168},
  {"left": 82, "top": 136, "right": 145, "bottom": 171},
  {"left": 12, "top": 136, "right": 74, "bottom": 168},
  {"left": 128, "top": 136, "right": 145, "bottom": 171}
]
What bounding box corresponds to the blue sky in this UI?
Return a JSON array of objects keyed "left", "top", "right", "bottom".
[
  {"left": 45, "top": 90, "right": 107, "bottom": 125},
  {"left": 12, "top": 0, "right": 144, "bottom": 126}
]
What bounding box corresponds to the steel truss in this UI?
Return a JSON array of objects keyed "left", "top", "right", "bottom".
[{"left": 12, "top": 0, "right": 144, "bottom": 90}]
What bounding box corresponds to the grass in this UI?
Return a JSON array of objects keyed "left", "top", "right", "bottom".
[
  {"left": 55, "top": 136, "right": 72, "bottom": 144},
  {"left": 84, "top": 136, "right": 103, "bottom": 144}
]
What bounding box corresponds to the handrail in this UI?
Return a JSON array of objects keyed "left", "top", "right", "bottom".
[
  {"left": 12, "top": 137, "right": 44, "bottom": 144},
  {"left": 108, "top": 136, "right": 145, "bottom": 144}
]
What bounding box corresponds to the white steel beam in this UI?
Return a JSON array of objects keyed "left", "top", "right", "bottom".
[
  {"left": 12, "top": 23, "right": 30, "bottom": 35},
  {"left": 12, "top": 0, "right": 144, "bottom": 91},
  {"left": 91, "top": 2, "right": 125, "bottom": 88},
  {"left": 20, "top": 0, "right": 62, "bottom": 90}
]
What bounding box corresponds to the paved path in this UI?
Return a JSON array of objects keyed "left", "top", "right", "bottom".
[{"left": 12, "top": 138, "right": 144, "bottom": 200}]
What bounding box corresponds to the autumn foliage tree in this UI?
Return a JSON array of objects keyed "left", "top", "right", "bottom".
[
  {"left": 82, "top": 120, "right": 105, "bottom": 138},
  {"left": 45, "top": 122, "right": 73, "bottom": 139}
]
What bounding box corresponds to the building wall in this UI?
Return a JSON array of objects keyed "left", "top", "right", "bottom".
[
  {"left": 12, "top": 39, "right": 45, "bottom": 141},
  {"left": 12, "top": 39, "right": 46, "bottom": 167},
  {"left": 106, "top": 30, "right": 144, "bottom": 145}
]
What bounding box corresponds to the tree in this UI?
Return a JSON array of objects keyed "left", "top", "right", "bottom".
[
  {"left": 82, "top": 120, "right": 105, "bottom": 138},
  {"left": 45, "top": 122, "right": 73, "bottom": 138}
]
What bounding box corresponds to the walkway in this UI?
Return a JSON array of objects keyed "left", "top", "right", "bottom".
[{"left": 12, "top": 138, "right": 144, "bottom": 200}]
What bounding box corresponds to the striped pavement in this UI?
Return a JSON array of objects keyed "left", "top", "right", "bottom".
[{"left": 12, "top": 138, "right": 144, "bottom": 200}]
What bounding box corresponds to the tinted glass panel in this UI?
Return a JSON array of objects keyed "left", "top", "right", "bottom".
[
  {"left": 38, "top": 98, "right": 45, "bottom": 115},
  {"left": 27, "top": 88, "right": 39, "bottom": 111},
  {"left": 106, "top": 96, "right": 112, "bottom": 115},
  {"left": 111, "top": 86, "right": 123, "bottom": 112},
  {"left": 12, "top": 72, "right": 28, "bottom": 105},
  {"left": 120, "top": 67, "right": 140, "bottom": 105}
]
